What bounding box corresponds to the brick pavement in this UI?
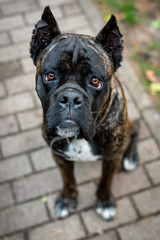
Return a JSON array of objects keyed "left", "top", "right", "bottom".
[{"left": 0, "top": 0, "right": 160, "bottom": 239}]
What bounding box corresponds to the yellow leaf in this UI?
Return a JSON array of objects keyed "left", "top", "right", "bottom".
[
  {"left": 150, "top": 82, "right": 160, "bottom": 95},
  {"left": 104, "top": 14, "right": 111, "bottom": 22}
]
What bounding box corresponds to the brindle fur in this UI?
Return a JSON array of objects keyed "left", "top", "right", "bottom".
[{"left": 30, "top": 6, "right": 139, "bottom": 220}]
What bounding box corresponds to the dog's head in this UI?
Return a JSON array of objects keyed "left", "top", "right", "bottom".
[{"left": 30, "top": 6, "right": 123, "bottom": 140}]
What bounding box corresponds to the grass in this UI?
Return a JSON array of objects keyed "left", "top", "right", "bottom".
[
  {"left": 96, "top": 0, "right": 137, "bottom": 25},
  {"left": 149, "top": 41, "right": 160, "bottom": 51}
]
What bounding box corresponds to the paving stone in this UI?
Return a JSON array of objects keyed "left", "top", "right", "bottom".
[
  {"left": 5, "top": 72, "right": 34, "bottom": 95},
  {"left": 123, "top": 85, "right": 132, "bottom": 102},
  {"left": 138, "top": 138, "right": 160, "bottom": 163},
  {"left": 10, "top": 26, "right": 33, "bottom": 44},
  {"left": 4, "top": 233, "right": 25, "bottom": 240},
  {"left": 20, "top": 58, "right": 35, "bottom": 73},
  {"left": 1, "top": 0, "right": 37, "bottom": 15},
  {"left": 30, "top": 147, "right": 56, "bottom": 171},
  {"left": 29, "top": 214, "right": 85, "bottom": 240},
  {"left": 0, "top": 115, "right": 19, "bottom": 137},
  {"left": 0, "top": 61, "right": 22, "bottom": 80},
  {"left": 142, "top": 108, "right": 160, "bottom": 144},
  {"left": 0, "top": 32, "right": 10, "bottom": 46},
  {"left": 112, "top": 167, "right": 150, "bottom": 198},
  {"left": 132, "top": 186, "right": 160, "bottom": 216},
  {"left": 0, "top": 200, "right": 48, "bottom": 236},
  {"left": 81, "top": 198, "right": 137, "bottom": 235},
  {"left": 39, "top": 0, "right": 73, "bottom": 7},
  {"left": 0, "top": 155, "right": 32, "bottom": 183},
  {"left": 0, "top": 15, "right": 24, "bottom": 32},
  {"left": 0, "top": 0, "right": 15, "bottom": 3},
  {"left": 25, "top": 7, "right": 63, "bottom": 25},
  {"left": 1, "top": 129, "right": 46, "bottom": 157},
  {"left": 0, "top": 43, "right": 29, "bottom": 63},
  {"left": 0, "top": 92, "right": 35, "bottom": 116},
  {"left": 47, "top": 182, "right": 97, "bottom": 218},
  {"left": 0, "top": 82, "right": 6, "bottom": 97},
  {"left": 90, "top": 231, "right": 118, "bottom": 240},
  {"left": 17, "top": 108, "right": 42, "bottom": 130},
  {"left": 0, "top": 183, "right": 14, "bottom": 209},
  {"left": 138, "top": 119, "right": 150, "bottom": 140},
  {"left": 3, "top": 233, "right": 25, "bottom": 240},
  {"left": 59, "top": 15, "right": 89, "bottom": 32},
  {"left": 13, "top": 168, "right": 62, "bottom": 202},
  {"left": 75, "top": 161, "right": 101, "bottom": 184},
  {"left": 74, "top": 27, "right": 95, "bottom": 36},
  {"left": 127, "top": 101, "right": 140, "bottom": 121},
  {"left": 118, "top": 58, "right": 153, "bottom": 110},
  {"left": 63, "top": 2, "right": 82, "bottom": 16},
  {"left": 79, "top": 0, "right": 104, "bottom": 33},
  {"left": 118, "top": 215, "right": 160, "bottom": 240},
  {"left": 77, "top": 182, "right": 97, "bottom": 211},
  {"left": 46, "top": 192, "right": 59, "bottom": 219},
  {"left": 145, "top": 160, "right": 160, "bottom": 184}
]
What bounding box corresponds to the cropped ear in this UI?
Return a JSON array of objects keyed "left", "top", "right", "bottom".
[
  {"left": 95, "top": 15, "right": 123, "bottom": 71},
  {"left": 30, "top": 6, "right": 61, "bottom": 65}
]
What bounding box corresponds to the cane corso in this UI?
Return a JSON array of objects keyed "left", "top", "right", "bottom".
[{"left": 30, "top": 6, "right": 139, "bottom": 220}]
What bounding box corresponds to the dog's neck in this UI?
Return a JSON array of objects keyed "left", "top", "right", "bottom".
[{"left": 97, "top": 74, "right": 126, "bottom": 131}]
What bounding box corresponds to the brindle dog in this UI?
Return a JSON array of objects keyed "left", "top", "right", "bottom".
[{"left": 30, "top": 6, "right": 139, "bottom": 220}]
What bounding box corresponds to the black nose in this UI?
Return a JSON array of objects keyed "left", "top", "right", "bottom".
[{"left": 58, "top": 90, "right": 83, "bottom": 108}]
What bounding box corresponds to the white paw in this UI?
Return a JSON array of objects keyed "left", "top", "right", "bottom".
[
  {"left": 55, "top": 204, "right": 70, "bottom": 218},
  {"left": 123, "top": 157, "right": 138, "bottom": 171},
  {"left": 96, "top": 202, "right": 116, "bottom": 221},
  {"left": 54, "top": 197, "right": 76, "bottom": 219}
]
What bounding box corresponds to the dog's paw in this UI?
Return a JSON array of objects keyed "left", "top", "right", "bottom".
[
  {"left": 122, "top": 157, "right": 138, "bottom": 171},
  {"left": 54, "top": 196, "right": 77, "bottom": 219},
  {"left": 96, "top": 200, "right": 116, "bottom": 221},
  {"left": 122, "top": 149, "right": 139, "bottom": 172}
]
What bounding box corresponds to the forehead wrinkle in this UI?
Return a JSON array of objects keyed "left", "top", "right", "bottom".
[
  {"left": 41, "top": 41, "right": 60, "bottom": 67},
  {"left": 88, "top": 40, "right": 114, "bottom": 76},
  {"left": 65, "top": 36, "right": 89, "bottom": 67},
  {"left": 41, "top": 35, "right": 68, "bottom": 66}
]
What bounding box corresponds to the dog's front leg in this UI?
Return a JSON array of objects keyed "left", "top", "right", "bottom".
[
  {"left": 52, "top": 153, "right": 78, "bottom": 218},
  {"left": 96, "top": 154, "right": 123, "bottom": 221}
]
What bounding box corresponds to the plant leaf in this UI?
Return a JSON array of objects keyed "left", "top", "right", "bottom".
[
  {"left": 151, "top": 20, "right": 160, "bottom": 29},
  {"left": 41, "top": 196, "right": 47, "bottom": 203},
  {"left": 150, "top": 82, "right": 160, "bottom": 95}
]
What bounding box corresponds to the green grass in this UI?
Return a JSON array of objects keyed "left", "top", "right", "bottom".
[
  {"left": 149, "top": 41, "right": 160, "bottom": 51},
  {"left": 96, "top": 0, "right": 137, "bottom": 25},
  {"left": 132, "top": 53, "right": 160, "bottom": 77}
]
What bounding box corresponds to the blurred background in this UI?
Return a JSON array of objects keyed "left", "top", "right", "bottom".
[
  {"left": 0, "top": 0, "right": 160, "bottom": 240},
  {"left": 95, "top": 0, "right": 160, "bottom": 111}
]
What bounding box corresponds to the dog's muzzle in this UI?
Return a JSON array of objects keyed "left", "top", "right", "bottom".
[
  {"left": 56, "top": 120, "right": 80, "bottom": 138},
  {"left": 54, "top": 85, "right": 87, "bottom": 138}
]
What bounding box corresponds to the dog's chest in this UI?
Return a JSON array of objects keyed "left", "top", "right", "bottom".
[{"left": 64, "top": 139, "right": 100, "bottom": 162}]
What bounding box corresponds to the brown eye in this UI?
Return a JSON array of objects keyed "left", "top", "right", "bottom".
[
  {"left": 48, "top": 73, "right": 55, "bottom": 80},
  {"left": 91, "top": 77, "right": 99, "bottom": 85},
  {"left": 91, "top": 77, "right": 102, "bottom": 89},
  {"left": 45, "top": 73, "right": 55, "bottom": 81}
]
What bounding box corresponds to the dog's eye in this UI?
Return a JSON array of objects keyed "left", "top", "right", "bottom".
[
  {"left": 45, "top": 73, "right": 55, "bottom": 81},
  {"left": 91, "top": 77, "right": 102, "bottom": 89}
]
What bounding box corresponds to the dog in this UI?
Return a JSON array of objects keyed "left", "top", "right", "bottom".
[{"left": 30, "top": 6, "right": 139, "bottom": 221}]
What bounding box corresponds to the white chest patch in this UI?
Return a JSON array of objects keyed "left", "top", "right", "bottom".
[{"left": 64, "top": 139, "right": 101, "bottom": 162}]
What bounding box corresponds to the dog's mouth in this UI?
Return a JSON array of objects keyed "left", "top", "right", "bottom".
[
  {"left": 50, "top": 120, "right": 80, "bottom": 159},
  {"left": 55, "top": 119, "right": 80, "bottom": 138}
]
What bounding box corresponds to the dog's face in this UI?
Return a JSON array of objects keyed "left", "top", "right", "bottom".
[{"left": 30, "top": 7, "right": 123, "bottom": 140}]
